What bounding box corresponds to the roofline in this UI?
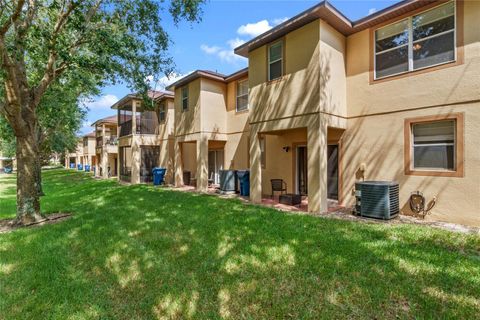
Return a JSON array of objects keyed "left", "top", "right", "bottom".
[
  {"left": 234, "top": 0, "right": 436, "bottom": 57},
  {"left": 111, "top": 91, "right": 174, "bottom": 109},
  {"left": 91, "top": 115, "right": 118, "bottom": 127},
  {"left": 110, "top": 94, "right": 137, "bottom": 110},
  {"left": 166, "top": 68, "right": 248, "bottom": 91}
]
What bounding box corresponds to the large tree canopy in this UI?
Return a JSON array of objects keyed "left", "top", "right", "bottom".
[{"left": 0, "top": 0, "right": 205, "bottom": 224}]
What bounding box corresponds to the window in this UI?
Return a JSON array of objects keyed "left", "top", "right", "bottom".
[
  {"left": 404, "top": 113, "right": 464, "bottom": 177},
  {"left": 412, "top": 120, "right": 455, "bottom": 170},
  {"left": 83, "top": 138, "right": 88, "bottom": 147},
  {"left": 181, "top": 87, "right": 188, "bottom": 112},
  {"left": 259, "top": 137, "right": 266, "bottom": 168},
  {"left": 159, "top": 102, "right": 166, "bottom": 123},
  {"left": 374, "top": 1, "right": 456, "bottom": 79},
  {"left": 236, "top": 79, "right": 248, "bottom": 112},
  {"left": 268, "top": 41, "right": 283, "bottom": 81}
]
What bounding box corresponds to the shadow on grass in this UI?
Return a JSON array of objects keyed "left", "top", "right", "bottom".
[{"left": 0, "top": 169, "right": 479, "bottom": 319}]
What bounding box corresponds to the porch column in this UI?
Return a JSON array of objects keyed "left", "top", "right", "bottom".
[
  {"left": 131, "top": 101, "right": 140, "bottom": 184},
  {"left": 196, "top": 134, "right": 208, "bottom": 192},
  {"left": 101, "top": 124, "right": 108, "bottom": 178},
  {"left": 249, "top": 128, "right": 262, "bottom": 203},
  {"left": 174, "top": 140, "right": 184, "bottom": 186},
  {"left": 131, "top": 100, "right": 137, "bottom": 135},
  {"left": 307, "top": 116, "right": 328, "bottom": 213},
  {"left": 131, "top": 139, "right": 141, "bottom": 184}
]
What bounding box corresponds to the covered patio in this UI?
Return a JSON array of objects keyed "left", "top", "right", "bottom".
[{"left": 249, "top": 113, "right": 346, "bottom": 214}]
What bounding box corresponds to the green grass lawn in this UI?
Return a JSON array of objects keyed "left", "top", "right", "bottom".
[{"left": 0, "top": 169, "right": 479, "bottom": 319}]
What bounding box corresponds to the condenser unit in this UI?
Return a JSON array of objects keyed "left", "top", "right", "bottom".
[{"left": 355, "top": 181, "right": 399, "bottom": 220}]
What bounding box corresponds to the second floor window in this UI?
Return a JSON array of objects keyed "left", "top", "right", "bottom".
[
  {"left": 181, "top": 87, "right": 189, "bottom": 112},
  {"left": 159, "top": 102, "right": 166, "bottom": 123},
  {"left": 83, "top": 138, "right": 88, "bottom": 147},
  {"left": 268, "top": 41, "right": 283, "bottom": 81},
  {"left": 374, "top": 1, "right": 455, "bottom": 79},
  {"left": 236, "top": 79, "right": 248, "bottom": 112}
]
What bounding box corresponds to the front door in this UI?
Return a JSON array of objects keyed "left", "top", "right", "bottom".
[
  {"left": 296, "top": 146, "right": 308, "bottom": 195},
  {"left": 208, "top": 150, "right": 224, "bottom": 185},
  {"left": 327, "top": 145, "right": 339, "bottom": 200}
]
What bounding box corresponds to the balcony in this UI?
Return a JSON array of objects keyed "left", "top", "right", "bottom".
[
  {"left": 120, "top": 120, "right": 133, "bottom": 137},
  {"left": 136, "top": 118, "right": 157, "bottom": 135}
]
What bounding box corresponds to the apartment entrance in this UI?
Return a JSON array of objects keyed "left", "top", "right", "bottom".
[
  {"left": 327, "top": 144, "right": 339, "bottom": 200},
  {"left": 296, "top": 146, "right": 308, "bottom": 195},
  {"left": 208, "top": 149, "right": 224, "bottom": 185}
]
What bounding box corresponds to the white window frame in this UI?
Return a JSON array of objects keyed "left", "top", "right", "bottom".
[
  {"left": 236, "top": 79, "right": 249, "bottom": 112},
  {"left": 268, "top": 40, "right": 283, "bottom": 81},
  {"left": 374, "top": 1, "right": 456, "bottom": 80},
  {"left": 181, "top": 87, "right": 188, "bottom": 112},
  {"left": 411, "top": 120, "right": 456, "bottom": 172}
]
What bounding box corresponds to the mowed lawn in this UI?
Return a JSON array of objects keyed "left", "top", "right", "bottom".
[{"left": 0, "top": 170, "right": 479, "bottom": 319}]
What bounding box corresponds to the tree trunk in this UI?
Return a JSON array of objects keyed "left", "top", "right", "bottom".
[{"left": 15, "top": 135, "right": 44, "bottom": 225}]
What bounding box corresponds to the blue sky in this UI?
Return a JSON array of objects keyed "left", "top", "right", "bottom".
[{"left": 80, "top": 0, "right": 399, "bottom": 135}]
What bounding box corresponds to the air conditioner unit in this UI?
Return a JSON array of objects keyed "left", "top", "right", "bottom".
[{"left": 355, "top": 181, "right": 399, "bottom": 220}]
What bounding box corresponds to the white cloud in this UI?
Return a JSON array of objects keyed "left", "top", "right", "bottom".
[
  {"left": 201, "top": 38, "right": 246, "bottom": 63},
  {"left": 200, "top": 45, "right": 221, "bottom": 54},
  {"left": 272, "top": 17, "right": 289, "bottom": 25},
  {"left": 200, "top": 17, "right": 288, "bottom": 65},
  {"left": 237, "top": 20, "right": 272, "bottom": 38},
  {"left": 155, "top": 71, "right": 194, "bottom": 91},
  {"left": 82, "top": 94, "right": 119, "bottom": 111},
  {"left": 368, "top": 8, "right": 377, "bottom": 15}
]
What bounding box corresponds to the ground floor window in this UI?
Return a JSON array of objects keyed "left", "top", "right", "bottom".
[{"left": 404, "top": 113, "right": 464, "bottom": 177}]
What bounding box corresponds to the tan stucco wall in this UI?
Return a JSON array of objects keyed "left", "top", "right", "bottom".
[
  {"left": 200, "top": 78, "right": 227, "bottom": 135},
  {"left": 346, "top": 0, "right": 480, "bottom": 116},
  {"left": 249, "top": 20, "right": 321, "bottom": 123},
  {"left": 175, "top": 79, "right": 201, "bottom": 137},
  {"left": 341, "top": 0, "right": 480, "bottom": 226},
  {"left": 341, "top": 104, "right": 480, "bottom": 226},
  {"left": 320, "top": 20, "right": 347, "bottom": 117}
]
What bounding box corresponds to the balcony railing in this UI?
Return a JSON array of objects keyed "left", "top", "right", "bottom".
[
  {"left": 119, "top": 118, "right": 158, "bottom": 137},
  {"left": 119, "top": 120, "right": 132, "bottom": 137},
  {"left": 106, "top": 136, "right": 118, "bottom": 146},
  {"left": 96, "top": 135, "right": 118, "bottom": 147},
  {"left": 136, "top": 118, "right": 157, "bottom": 135}
]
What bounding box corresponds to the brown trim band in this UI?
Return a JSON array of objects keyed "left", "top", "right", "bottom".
[
  {"left": 249, "top": 98, "right": 479, "bottom": 126},
  {"left": 175, "top": 130, "right": 250, "bottom": 138}
]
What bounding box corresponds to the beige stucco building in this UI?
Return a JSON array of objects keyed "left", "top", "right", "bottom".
[
  {"left": 112, "top": 91, "right": 175, "bottom": 184},
  {"left": 92, "top": 115, "right": 118, "bottom": 178},
  {"left": 167, "top": 69, "right": 250, "bottom": 191},
  {"left": 230, "top": 0, "right": 479, "bottom": 226},
  {"left": 65, "top": 133, "right": 96, "bottom": 169}
]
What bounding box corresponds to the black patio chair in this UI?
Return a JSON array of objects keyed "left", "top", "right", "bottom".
[{"left": 271, "top": 179, "right": 287, "bottom": 198}]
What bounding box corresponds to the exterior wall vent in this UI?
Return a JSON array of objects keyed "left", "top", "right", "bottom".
[{"left": 355, "top": 181, "right": 399, "bottom": 220}]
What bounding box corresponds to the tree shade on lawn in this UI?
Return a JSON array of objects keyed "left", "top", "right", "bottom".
[
  {"left": 0, "top": 170, "right": 479, "bottom": 319},
  {"left": 0, "top": 0, "right": 205, "bottom": 224}
]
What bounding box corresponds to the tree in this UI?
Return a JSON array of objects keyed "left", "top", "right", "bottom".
[{"left": 0, "top": 0, "right": 205, "bottom": 224}]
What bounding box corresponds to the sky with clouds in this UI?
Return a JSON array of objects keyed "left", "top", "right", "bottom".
[{"left": 80, "top": 0, "right": 398, "bottom": 135}]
